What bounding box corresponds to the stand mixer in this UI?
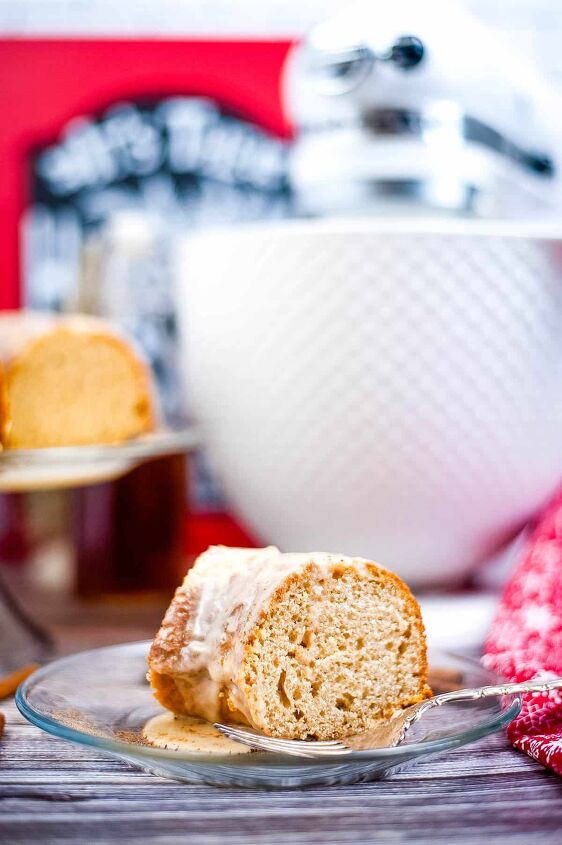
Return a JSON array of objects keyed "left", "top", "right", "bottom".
[{"left": 284, "top": 0, "right": 562, "bottom": 219}]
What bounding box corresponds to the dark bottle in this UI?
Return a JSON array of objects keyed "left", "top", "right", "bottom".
[
  {"left": 72, "top": 454, "right": 188, "bottom": 597},
  {"left": 71, "top": 212, "right": 189, "bottom": 597}
]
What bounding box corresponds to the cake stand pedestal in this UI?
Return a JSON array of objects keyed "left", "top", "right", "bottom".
[{"left": 0, "top": 427, "right": 198, "bottom": 673}]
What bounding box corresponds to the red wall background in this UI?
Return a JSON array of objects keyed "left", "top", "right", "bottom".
[{"left": 0, "top": 37, "right": 292, "bottom": 308}]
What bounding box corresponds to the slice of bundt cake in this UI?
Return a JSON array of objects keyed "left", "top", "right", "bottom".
[
  {"left": 0, "top": 311, "right": 154, "bottom": 448},
  {"left": 148, "top": 546, "right": 431, "bottom": 741}
]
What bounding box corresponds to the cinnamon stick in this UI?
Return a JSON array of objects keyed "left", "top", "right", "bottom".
[{"left": 0, "top": 663, "right": 39, "bottom": 700}]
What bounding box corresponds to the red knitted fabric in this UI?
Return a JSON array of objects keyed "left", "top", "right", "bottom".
[{"left": 484, "top": 489, "right": 562, "bottom": 776}]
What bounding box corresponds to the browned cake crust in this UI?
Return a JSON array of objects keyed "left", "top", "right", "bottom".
[
  {"left": 150, "top": 585, "right": 208, "bottom": 716},
  {"left": 148, "top": 547, "right": 431, "bottom": 740}
]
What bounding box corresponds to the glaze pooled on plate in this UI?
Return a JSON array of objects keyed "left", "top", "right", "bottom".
[{"left": 142, "top": 712, "right": 252, "bottom": 755}]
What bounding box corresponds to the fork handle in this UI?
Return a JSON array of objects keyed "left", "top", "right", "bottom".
[{"left": 433, "top": 675, "right": 562, "bottom": 707}]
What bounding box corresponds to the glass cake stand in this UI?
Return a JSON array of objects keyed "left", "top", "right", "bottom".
[{"left": 0, "top": 426, "right": 198, "bottom": 673}]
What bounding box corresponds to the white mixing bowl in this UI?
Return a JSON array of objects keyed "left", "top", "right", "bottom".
[{"left": 176, "top": 218, "right": 562, "bottom": 586}]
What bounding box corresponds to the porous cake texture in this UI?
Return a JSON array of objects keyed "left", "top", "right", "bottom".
[
  {"left": 0, "top": 311, "right": 154, "bottom": 448},
  {"left": 149, "top": 546, "right": 431, "bottom": 740}
]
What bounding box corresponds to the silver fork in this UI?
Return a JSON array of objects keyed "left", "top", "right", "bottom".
[{"left": 215, "top": 676, "right": 562, "bottom": 757}]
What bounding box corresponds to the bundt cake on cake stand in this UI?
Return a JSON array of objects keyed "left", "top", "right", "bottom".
[{"left": 0, "top": 311, "right": 197, "bottom": 675}]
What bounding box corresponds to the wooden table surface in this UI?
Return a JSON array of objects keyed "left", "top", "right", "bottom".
[{"left": 1, "top": 587, "right": 562, "bottom": 845}]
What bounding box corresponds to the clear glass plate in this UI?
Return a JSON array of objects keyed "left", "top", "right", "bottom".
[
  {"left": 0, "top": 426, "right": 198, "bottom": 491},
  {"left": 16, "top": 641, "right": 521, "bottom": 789}
]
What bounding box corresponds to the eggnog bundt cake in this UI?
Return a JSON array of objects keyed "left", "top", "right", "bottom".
[
  {"left": 148, "top": 546, "right": 430, "bottom": 741},
  {"left": 0, "top": 311, "right": 154, "bottom": 448}
]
